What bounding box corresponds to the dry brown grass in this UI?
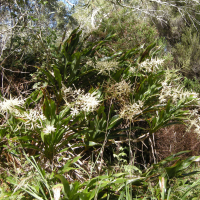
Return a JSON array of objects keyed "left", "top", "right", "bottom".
[{"left": 155, "top": 124, "right": 200, "bottom": 161}]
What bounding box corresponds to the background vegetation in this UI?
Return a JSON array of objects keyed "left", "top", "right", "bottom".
[{"left": 1, "top": 0, "right": 200, "bottom": 199}]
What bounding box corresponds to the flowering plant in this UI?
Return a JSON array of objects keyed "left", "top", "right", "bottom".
[{"left": 2, "top": 28, "right": 200, "bottom": 200}]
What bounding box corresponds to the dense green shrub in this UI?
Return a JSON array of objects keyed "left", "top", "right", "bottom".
[
  {"left": 88, "top": 9, "right": 164, "bottom": 55},
  {"left": 173, "top": 28, "right": 200, "bottom": 79}
]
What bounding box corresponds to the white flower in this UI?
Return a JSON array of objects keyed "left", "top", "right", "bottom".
[
  {"left": 129, "top": 67, "right": 136, "bottom": 73},
  {"left": 50, "top": 71, "right": 55, "bottom": 77},
  {"left": 20, "top": 109, "right": 46, "bottom": 122},
  {"left": 69, "top": 91, "right": 101, "bottom": 115},
  {"left": 119, "top": 101, "right": 144, "bottom": 120},
  {"left": 187, "top": 113, "right": 200, "bottom": 134},
  {"left": 62, "top": 85, "right": 101, "bottom": 115},
  {"left": 70, "top": 107, "right": 80, "bottom": 116},
  {"left": 107, "top": 80, "right": 132, "bottom": 99},
  {"left": 78, "top": 91, "right": 101, "bottom": 112},
  {"left": 0, "top": 97, "right": 24, "bottom": 113},
  {"left": 62, "top": 86, "right": 73, "bottom": 94},
  {"left": 138, "top": 58, "right": 165, "bottom": 72},
  {"left": 43, "top": 125, "right": 56, "bottom": 135},
  {"left": 190, "top": 109, "right": 198, "bottom": 116},
  {"left": 190, "top": 119, "right": 198, "bottom": 126},
  {"left": 52, "top": 184, "right": 63, "bottom": 200},
  {"left": 16, "top": 109, "right": 46, "bottom": 129},
  {"left": 94, "top": 61, "right": 119, "bottom": 75},
  {"left": 159, "top": 81, "right": 199, "bottom": 104}
]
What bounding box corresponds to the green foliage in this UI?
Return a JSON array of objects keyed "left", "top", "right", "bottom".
[
  {"left": 1, "top": 1, "right": 200, "bottom": 197},
  {"left": 90, "top": 8, "right": 163, "bottom": 54},
  {"left": 183, "top": 77, "right": 200, "bottom": 93},
  {"left": 173, "top": 28, "right": 200, "bottom": 79},
  {"left": 0, "top": 0, "right": 78, "bottom": 97}
]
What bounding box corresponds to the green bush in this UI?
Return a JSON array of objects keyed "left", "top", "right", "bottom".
[
  {"left": 89, "top": 9, "right": 164, "bottom": 54},
  {"left": 1, "top": 26, "right": 200, "bottom": 199},
  {"left": 173, "top": 27, "right": 200, "bottom": 79}
]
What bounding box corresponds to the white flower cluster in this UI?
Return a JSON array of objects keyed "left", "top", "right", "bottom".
[
  {"left": 16, "top": 109, "right": 46, "bottom": 129},
  {"left": 0, "top": 97, "right": 47, "bottom": 129},
  {"left": 77, "top": 92, "right": 100, "bottom": 112},
  {"left": 106, "top": 80, "right": 132, "bottom": 99},
  {"left": 62, "top": 86, "right": 101, "bottom": 116},
  {"left": 188, "top": 109, "right": 200, "bottom": 134},
  {"left": 88, "top": 60, "right": 119, "bottom": 75},
  {"left": 0, "top": 97, "right": 24, "bottom": 114},
  {"left": 159, "top": 81, "right": 198, "bottom": 104},
  {"left": 129, "top": 67, "right": 136, "bottom": 74},
  {"left": 70, "top": 91, "right": 101, "bottom": 116},
  {"left": 119, "top": 101, "right": 144, "bottom": 120},
  {"left": 138, "top": 58, "right": 165, "bottom": 73},
  {"left": 43, "top": 125, "right": 56, "bottom": 135}
]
